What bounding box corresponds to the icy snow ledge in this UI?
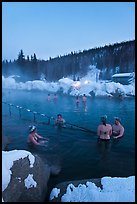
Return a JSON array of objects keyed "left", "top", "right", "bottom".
[
  {"left": 2, "top": 150, "right": 35, "bottom": 191},
  {"left": 62, "top": 176, "right": 135, "bottom": 202},
  {"left": 50, "top": 176, "right": 135, "bottom": 202},
  {"left": 50, "top": 187, "right": 60, "bottom": 200}
]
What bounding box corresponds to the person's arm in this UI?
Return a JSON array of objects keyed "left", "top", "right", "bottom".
[
  {"left": 112, "top": 125, "right": 117, "bottom": 135},
  {"left": 30, "top": 136, "right": 40, "bottom": 145},
  {"left": 113, "top": 126, "right": 124, "bottom": 138},
  {"left": 109, "top": 125, "right": 112, "bottom": 136},
  {"left": 97, "top": 126, "right": 101, "bottom": 137},
  {"left": 35, "top": 133, "right": 48, "bottom": 141},
  {"left": 35, "top": 133, "right": 43, "bottom": 138},
  {"left": 36, "top": 133, "right": 49, "bottom": 141}
]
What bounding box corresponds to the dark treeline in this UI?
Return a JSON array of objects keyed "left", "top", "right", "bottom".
[{"left": 2, "top": 40, "right": 135, "bottom": 82}]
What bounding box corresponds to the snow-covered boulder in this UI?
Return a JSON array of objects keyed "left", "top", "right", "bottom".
[{"left": 2, "top": 152, "right": 57, "bottom": 202}]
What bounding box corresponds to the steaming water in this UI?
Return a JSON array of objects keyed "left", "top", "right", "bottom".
[{"left": 2, "top": 89, "right": 135, "bottom": 197}]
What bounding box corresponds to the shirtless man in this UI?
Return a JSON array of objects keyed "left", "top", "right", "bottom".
[
  {"left": 47, "top": 93, "right": 51, "bottom": 101},
  {"left": 112, "top": 117, "right": 124, "bottom": 139},
  {"left": 97, "top": 115, "right": 112, "bottom": 140},
  {"left": 53, "top": 93, "right": 58, "bottom": 101},
  {"left": 82, "top": 94, "right": 87, "bottom": 103},
  {"left": 55, "top": 114, "right": 66, "bottom": 127},
  {"left": 27, "top": 126, "right": 48, "bottom": 146},
  {"left": 76, "top": 96, "right": 80, "bottom": 104}
]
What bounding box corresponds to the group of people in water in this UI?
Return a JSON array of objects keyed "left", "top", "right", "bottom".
[
  {"left": 97, "top": 115, "right": 124, "bottom": 140},
  {"left": 27, "top": 112, "right": 124, "bottom": 146},
  {"left": 47, "top": 93, "right": 87, "bottom": 104},
  {"left": 76, "top": 94, "right": 87, "bottom": 104},
  {"left": 47, "top": 93, "right": 58, "bottom": 101},
  {"left": 27, "top": 113, "right": 66, "bottom": 146},
  {"left": 27, "top": 93, "right": 124, "bottom": 146}
]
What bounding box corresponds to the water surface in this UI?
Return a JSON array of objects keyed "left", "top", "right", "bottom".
[{"left": 2, "top": 89, "right": 135, "bottom": 194}]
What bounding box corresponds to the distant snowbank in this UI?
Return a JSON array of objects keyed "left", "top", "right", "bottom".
[{"left": 2, "top": 67, "right": 135, "bottom": 97}]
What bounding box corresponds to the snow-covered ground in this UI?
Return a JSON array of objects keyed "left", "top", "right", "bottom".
[{"left": 2, "top": 66, "right": 135, "bottom": 97}]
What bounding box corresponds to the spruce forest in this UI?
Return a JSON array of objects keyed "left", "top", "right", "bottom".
[{"left": 2, "top": 40, "right": 135, "bottom": 82}]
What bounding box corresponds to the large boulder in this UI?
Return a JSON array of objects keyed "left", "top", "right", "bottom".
[{"left": 2, "top": 153, "right": 51, "bottom": 202}]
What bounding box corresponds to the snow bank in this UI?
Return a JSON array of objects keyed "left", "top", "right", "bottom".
[
  {"left": 2, "top": 67, "right": 135, "bottom": 97},
  {"left": 50, "top": 176, "right": 135, "bottom": 202},
  {"left": 2, "top": 150, "right": 35, "bottom": 191}
]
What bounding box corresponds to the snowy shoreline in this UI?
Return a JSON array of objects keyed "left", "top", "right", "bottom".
[{"left": 2, "top": 72, "right": 135, "bottom": 98}]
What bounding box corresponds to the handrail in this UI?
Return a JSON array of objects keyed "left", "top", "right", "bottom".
[{"left": 2, "top": 101, "right": 96, "bottom": 134}]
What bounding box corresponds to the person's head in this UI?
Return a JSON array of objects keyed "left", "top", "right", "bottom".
[
  {"left": 101, "top": 115, "right": 107, "bottom": 125},
  {"left": 29, "top": 125, "right": 36, "bottom": 133},
  {"left": 57, "top": 114, "right": 62, "bottom": 119},
  {"left": 114, "top": 117, "right": 121, "bottom": 125}
]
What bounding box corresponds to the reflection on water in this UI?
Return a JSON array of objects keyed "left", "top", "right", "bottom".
[{"left": 2, "top": 90, "right": 135, "bottom": 185}]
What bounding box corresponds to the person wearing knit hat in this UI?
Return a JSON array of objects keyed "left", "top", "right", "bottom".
[{"left": 27, "top": 125, "right": 48, "bottom": 146}]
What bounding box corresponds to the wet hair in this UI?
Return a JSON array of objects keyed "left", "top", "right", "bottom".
[
  {"left": 57, "top": 114, "right": 62, "bottom": 117},
  {"left": 101, "top": 115, "right": 107, "bottom": 125},
  {"left": 114, "top": 117, "right": 121, "bottom": 123}
]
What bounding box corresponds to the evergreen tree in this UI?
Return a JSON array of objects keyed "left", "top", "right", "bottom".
[{"left": 17, "top": 49, "right": 25, "bottom": 66}]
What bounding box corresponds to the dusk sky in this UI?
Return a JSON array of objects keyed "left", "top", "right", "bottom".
[{"left": 2, "top": 2, "right": 135, "bottom": 61}]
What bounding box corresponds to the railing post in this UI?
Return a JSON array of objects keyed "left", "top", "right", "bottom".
[
  {"left": 33, "top": 112, "right": 37, "bottom": 122},
  {"left": 8, "top": 104, "right": 11, "bottom": 116},
  {"left": 19, "top": 107, "right": 22, "bottom": 118}
]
